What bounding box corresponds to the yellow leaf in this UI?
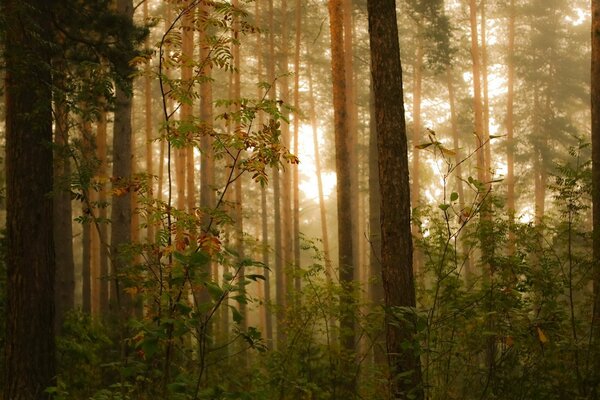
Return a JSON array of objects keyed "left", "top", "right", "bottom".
[
  {"left": 537, "top": 327, "right": 549, "bottom": 344},
  {"left": 506, "top": 336, "right": 514, "bottom": 347},
  {"left": 124, "top": 287, "right": 139, "bottom": 295}
]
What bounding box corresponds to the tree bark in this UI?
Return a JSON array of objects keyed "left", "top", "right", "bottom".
[
  {"left": 328, "top": 0, "right": 356, "bottom": 356},
  {"left": 367, "top": 0, "right": 423, "bottom": 398},
  {"left": 592, "top": 0, "right": 600, "bottom": 395},
  {"left": 293, "top": 0, "right": 303, "bottom": 297},
  {"left": 110, "top": 0, "right": 134, "bottom": 314},
  {"left": 469, "top": 0, "right": 486, "bottom": 185},
  {"left": 3, "top": 0, "right": 56, "bottom": 397},
  {"left": 53, "top": 74, "right": 75, "bottom": 331},
  {"left": 506, "top": 0, "right": 516, "bottom": 254}
]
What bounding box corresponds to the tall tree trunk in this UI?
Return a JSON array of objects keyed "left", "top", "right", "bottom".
[
  {"left": 447, "top": 70, "right": 472, "bottom": 278},
  {"left": 280, "top": 0, "right": 293, "bottom": 303},
  {"left": 307, "top": 61, "right": 333, "bottom": 277},
  {"left": 481, "top": 0, "right": 492, "bottom": 183},
  {"left": 411, "top": 40, "right": 424, "bottom": 276},
  {"left": 368, "top": 83, "right": 385, "bottom": 365},
  {"left": 343, "top": 0, "right": 361, "bottom": 287},
  {"left": 267, "top": 0, "right": 285, "bottom": 348},
  {"left": 328, "top": 0, "right": 355, "bottom": 359},
  {"left": 506, "top": 0, "right": 516, "bottom": 254},
  {"left": 144, "top": 0, "right": 155, "bottom": 241},
  {"left": 111, "top": 0, "right": 134, "bottom": 314},
  {"left": 97, "top": 110, "right": 110, "bottom": 315},
  {"left": 254, "top": 0, "right": 273, "bottom": 348},
  {"left": 292, "top": 0, "right": 303, "bottom": 297},
  {"left": 3, "top": 0, "right": 56, "bottom": 397},
  {"left": 367, "top": 0, "right": 423, "bottom": 397},
  {"left": 591, "top": 0, "right": 600, "bottom": 395},
  {"left": 469, "top": 0, "right": 485, "bottom": 185},
  {"left": 53, "top": 77, "right": 75, "bottom": 331},
  {"left": 232, "top": 0, "right": 246, "bottom": 329}
]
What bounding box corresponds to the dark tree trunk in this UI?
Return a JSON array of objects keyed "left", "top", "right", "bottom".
[
  {"left": 53, "top": 79, "right": 75, "bottom": 331},
  {"left": 110, "top": 0, "right": 134, "bottom": 315},
  {"left": 3, "top": 0, "right": 56, "bottom": 398},
  {"left": 328, "top": 0, "right": 356, "bottom": 355},
  {"left": 591, "top": 0, "right": 600, "bottom": 394},
  {"left": 367, "top": 0, "right": 423, "bottom": 398}
]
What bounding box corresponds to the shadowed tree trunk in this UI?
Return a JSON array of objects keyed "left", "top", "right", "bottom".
[
  {"left": 3, "top": 0, "right": 56, "bottom": 397},
  {"left": 53, "top": 73, "right": 75, "bottom": 331},
  {"left": 367, "top": 0, "right": 423, "bottom": 397},
  {"left": 591, "top": 0, "right": 600, "bottom": 395},
  {"left": 506, "top": 0, "right": 516, "bottom": 254},
  {"left": 328, "top": 0, "right": 356, "bottom": 358},
  {"left": 111, "top": 0, "right": 134, "bottom": 315}
]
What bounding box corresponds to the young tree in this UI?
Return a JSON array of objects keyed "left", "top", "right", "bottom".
[
  {"left": 3, "top": 0, "right": 56, "bottom": 397},
  {"left": 367, "top": 0, "right": 423, "bottom": 398}
]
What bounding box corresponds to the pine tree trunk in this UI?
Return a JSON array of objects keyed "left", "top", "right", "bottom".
[
  {"left": 343, "top": 0, "right": 361, "bottom": 287},
  {"left": 254, "top": 0, "right": 273, "bottom": 348},
  {"left": 292, "top": 0, "right": 303, "bottom": 297},
  {"left": 307, "top": 61, "right": 333, "bottom": 277},
  {"left": 3, "top": 1, "right": 56, "bottom": 397},
  {"left": 411, "top": 40, "right": 424, "bottom": 277},
  {"left": 144, "top": 0, "right": 155, "bottom": 242},
  {"left": 481, "top": 0, "right": 492, "bottom": 183},
  {"left": 96, "top": 111, "right": 110, "bottom": 315},
  {"left": 447, "top": 70, "right": 472, "bottom": 278},
  {"left": 469, "top": 0, "right": 485, "bottom": 185},
  {"left": 267, "top": 0, "right": 286, "bottom": 348},
  {"left": 506, "top": 0, "right": 516, "bottom": 254},
  {"left": 280, "top": 0, "right": 293, "bottom": 304},
  {"left": 111, "top": 0, "right": 134, "bottom": 314},
  {"left": 368, "top": 84, "right": 385, "bottom": 365},
  {"left": 591, "top": 0, "right": 600, "bottom": 395},
  {"left": 328, "top": 0, "right": 355, "bottom": 360},
  {"left": 367, "top": 1, "right": 423, "bottom": 397},
  {"left": 232, "top": 0, "right": 246, "bottom": 329},
  {"left": 53, "top": 78, "right": 75, "bottom": 331}
]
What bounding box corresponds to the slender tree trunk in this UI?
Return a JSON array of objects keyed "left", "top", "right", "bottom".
[
  {"left": 267, "top": 0, "right": 285, "bottom": 348},
  {"left": 367, "top": 1, "right": 423, "bottom": 397},
  {"left": 97, "top": 110, "right": 110, "bottom": 315},
  {"left": 280, "top": 0, "right": 293, "bottom": 303},
  {"left": 591, "top": 0, "right": 600, "bottom": 395},
  {"left": 328, "top": 0, "right": 355, "bottom": 360},
  {"left": 412, "top": 39, "right": 424, "bottom": 277},
  {"left": 53, "top": 78, "right": 75, "bottom": 331},
  {"left": 469, "top": 0, "right": 485, "bottom": 185},
  {"left": 481, "top": 0, "right": 492, "bottom": 183},
  {"left": 506, "top": 0, "right": 516, "bottom": 254},
  {"left": 232, "top": 0, "right": 246, "bottom": 329},
  {"left": 3, "top": 1, "right": 56, "bottom": 397},
  {"left": 111, "top": 0, "right": 134, "bottom": 314},
  {"left": 307, "top": 61, "right": 333, "bottom": 276},
  {"left": 254, "top": 0, "right": 273, "bottom": 348},
  {"left": 447, "top": 70, "right": 472, "bottom": 278},
  {"left": 292, "top": 0, "right": 302, "bottom": 297},
  {"left": 144, "top": 0, "right": 155, "bottom": 242},
  {"left": 343, "top": 0, "right": 361, "bottom": 287},
  {"left": 368, "top": 83, "right": 385, "bottom": 365}
]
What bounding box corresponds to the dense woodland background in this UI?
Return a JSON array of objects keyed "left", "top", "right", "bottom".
[{"left": 1, "top": 0, "right": 600, "bottom": 399}]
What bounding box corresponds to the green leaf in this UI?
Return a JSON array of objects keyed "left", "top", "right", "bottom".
[
  {"left": 230, "top": 306, "right": 243, "bottom": 324},
  {"left": 450, "top": 192, "right": 459, "bottom": 202},
  {"left": 206, "top": 281, "right": 224, "bottom": 300},
  {"left": 438, "top": 203, "right": 450, "bottom": 211}
]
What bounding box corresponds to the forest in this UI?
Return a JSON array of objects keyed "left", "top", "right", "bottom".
[{"left": 1, "top": 0, "right": 599, "bottom": 399}]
